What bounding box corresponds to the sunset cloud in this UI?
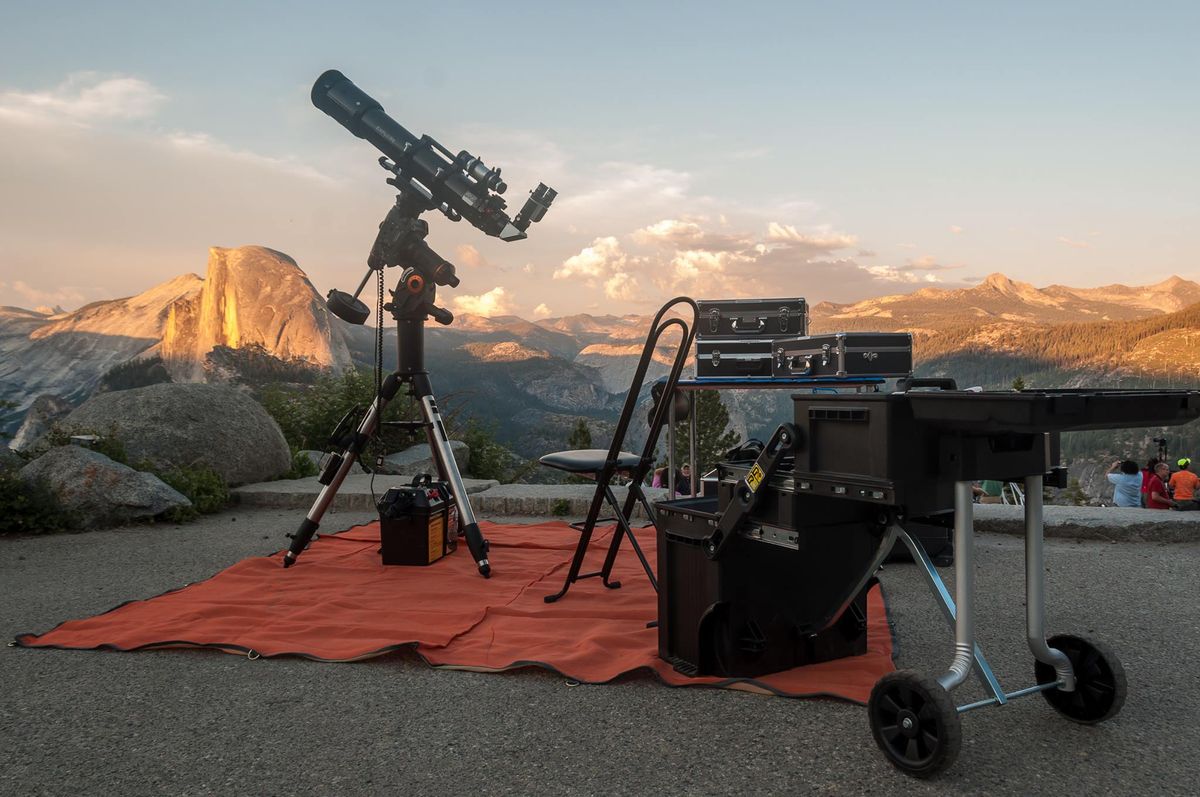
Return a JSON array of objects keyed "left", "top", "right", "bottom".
[
  {"left": 764, "top": 223, "right": 858, "bottom": 251},
  {"left": 455, "top": 244, "right": 486, "bottom": 269},
  {"left": 864, "top": 265, "right": 942, "bottom": 283},
  {"left": 554, "top": 236, "right": 627, "bottom": 280},
  {"left": 547, "top": 216, "right": 967, "bottom": 305},
  {"left": 896, "top": 255, "right": 962, "bottom": 272},
  {"left": 633, "top": 218, "right": 751, "bottom": 252},
  {"left": 1057, "top": 236, "right": 1091, "bottom": 249},
  {"left": 532, "top": 302, "right": 552, "bottom": 317},
  {"left": 452, "top": 287, "right": 515, "bottom": 317},
  {"left": 604, "top": 272, "right": 642, "bottom": 301}
]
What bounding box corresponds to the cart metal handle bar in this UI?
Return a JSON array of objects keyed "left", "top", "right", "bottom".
[{"left": 896, "top": 476, "right": 1076, "bottom": 712}]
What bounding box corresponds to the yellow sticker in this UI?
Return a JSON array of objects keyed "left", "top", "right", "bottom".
[{"left": 746, "top": 464, "right": 765, "bottom": 492}]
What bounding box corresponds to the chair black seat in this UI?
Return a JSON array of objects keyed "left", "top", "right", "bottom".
[{"left": 539, "top": 449, "right": 641, "bottom": 474}]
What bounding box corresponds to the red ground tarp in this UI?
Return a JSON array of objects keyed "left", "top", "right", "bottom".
[{"left": 16, "top": 521, "right": 895, "bottom": 702}]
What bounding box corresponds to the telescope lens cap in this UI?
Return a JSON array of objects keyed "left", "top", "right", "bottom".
[{"left": 327, "top": 289, "right": 371, "bottom": 326}]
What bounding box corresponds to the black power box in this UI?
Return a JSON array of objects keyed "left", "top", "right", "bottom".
[{"left": 377, "top": 475, "right": 458, "bottom": 566}]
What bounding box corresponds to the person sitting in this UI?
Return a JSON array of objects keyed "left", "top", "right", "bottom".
[
  {"left": 651, "top": 467, "right": 667, "bottom": 488},
  {"left": 1169, "top": 458, "right": 1200, "bottom": 511},
  {"left": 1145, "top": 461, "right": 1175, "bottom": 510},
  {"left": 1105, "top": 460, "right": 1142, "bottom": 508},
  {"left": 1141, "top": 457, "right": 1161, "bottom": 507},
  {"left": 679, "top": 464, "right": 692, "bottom": 495}
]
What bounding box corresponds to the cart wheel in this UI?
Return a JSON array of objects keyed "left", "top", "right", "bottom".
[
  {"left": 868, "top": 670, "right": 961, "bottom": 777},
  {"left": 1035, "top": 633, "right": 1127, "bottom": 724}
]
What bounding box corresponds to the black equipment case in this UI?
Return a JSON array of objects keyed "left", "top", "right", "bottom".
[
  {"left": 695, "top": 338, "right": 775, "bottom": 379},
  {"left": 377, "top": 475, "right": 458, "bottom": 566},
  {"left": 773, "top": 332, "right": 913, "bottom": 380},
  {"left": 697, "top": 297, "right": 807, "bottom": 339},
  {"left": 655, "top": 495, "right": 884, "bottom": 677}
]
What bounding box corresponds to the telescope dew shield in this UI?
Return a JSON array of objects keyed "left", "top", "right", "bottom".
[{"left": 312, "top": 70, "right": 420, "bottom": 159}]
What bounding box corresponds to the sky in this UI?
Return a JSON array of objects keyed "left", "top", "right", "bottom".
[{"left": 0, "top": 1, "right": 1197, "bottom": 320}]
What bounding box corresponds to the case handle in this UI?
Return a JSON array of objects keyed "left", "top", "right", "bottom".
[
  {"left": 896, "top": 377, "right": 958, "bottom": 392},
  {"left": 731, "top": 316, "right": 766, "bottom": 333}
]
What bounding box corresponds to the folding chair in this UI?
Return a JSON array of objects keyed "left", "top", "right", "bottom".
[{"left": 541, "top": 297, "right": 698, "bottom": 603}]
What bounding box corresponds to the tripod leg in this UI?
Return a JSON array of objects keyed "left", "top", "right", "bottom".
[
  {"left": 412, "top": 374, "right": 491, "bottom": 578},
  {"left": 282, "top": 374, "right": 400, "bottom": 568}
]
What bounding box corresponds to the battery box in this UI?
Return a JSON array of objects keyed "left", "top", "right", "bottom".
[{"left": 377, "top": 475, "right": 457, "bottom": 566}]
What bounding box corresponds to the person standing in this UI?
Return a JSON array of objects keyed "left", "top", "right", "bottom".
[
  {"left": 1105, "top": 460, "right": 1142, "bottom": 508},
  {"left": 1169, "top": 458, "right": 1200, "bottom": 510},
  {"left": 1145, "top": 462, "right": 1175, "bottom": 510}
]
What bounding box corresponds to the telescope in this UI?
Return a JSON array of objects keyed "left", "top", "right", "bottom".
[
  {"left": 312, "top": 69, "right": 556, "bottom": 244},
  {"left": 285, "top": 70, "right": 557, "bottom": 578}
]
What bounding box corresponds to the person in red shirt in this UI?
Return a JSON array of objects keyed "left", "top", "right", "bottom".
[
  {"left": 1169, "top": 458, "right": 1200, "bottom": 511},
  {"left": 1146, "top": 462, "right": 1175, "bottom": 510},
  {"left": 1140, "top": 457, "right": 1161, "bottom": 507}
]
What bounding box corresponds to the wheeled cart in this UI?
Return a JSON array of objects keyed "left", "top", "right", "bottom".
[
  {"left": 864, "top": 477, "right": 1124, "bottom": 776},
  {"left": 839, "top": 388, "right": 1199, "bottom": 777}
]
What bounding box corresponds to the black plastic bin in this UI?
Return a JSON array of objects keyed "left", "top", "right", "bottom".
[{"left": 655, "top": 496, "right": 886, "bottom": 677}]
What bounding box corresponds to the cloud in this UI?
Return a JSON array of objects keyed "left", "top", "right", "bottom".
[
  {"left": 604, "top": 272, "right": 642, "bottom": 301},
  {"left": 632, "top": 218, "right": 750, "bottom": 252},
  {"left": 0, "top": 73, "right": 165, "bottom": 126},
  {"left": 896, "top": 255, "right": 962, "bottom": 272},
  {"left": 554, "top": 236, "right": 627, "bottom": 280},
  {"left": 949, "top": 225, "right": 963, "bottom": 234},
  {"left": 522, "top": 264, "right": 535, "bottom": 274},
  {"left": 165, "top": 131, "right": 333, "bottom": 183},
  {"left": 455, "top": 244, "right": 486, "bottom": 269},
  {"left": 2, "top": 279, "right": 91, "bottom": 308},
  {"left": 557, "top": 161, "right": 691, "bottom": 215},
  {"left": 764, "top": 223, "right": 858, "bottom": 253},
  {"left": 550, "top": 216, "right": 967, "bottom": 305},
  {"left": 452, "top": 287, "right": 515, "bottom": 317},
  {"left": 864, "top": 265, "right": 943, "bottom": 284},
  {"left": 532, "top": 302, "right": 552, "bottom": 318},
  {"left": 1057, "top": 236, "right": 1091, "bottom": 249}
]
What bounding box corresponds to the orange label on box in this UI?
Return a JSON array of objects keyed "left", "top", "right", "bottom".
[{"left": 428, "top": 517, "right": 442, "bottom": 562}]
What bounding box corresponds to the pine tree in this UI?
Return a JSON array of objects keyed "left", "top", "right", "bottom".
[
  {"left": 1011, "top": 376, "right": 1026, "bottom": 391},
  {"left": 567, "top": 417, "right": 592, "bottom": 449},
  {"left": 667, "top": 390, "right": 741, "bottom": 474}
]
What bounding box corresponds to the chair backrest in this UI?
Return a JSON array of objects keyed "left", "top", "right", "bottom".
[{"left": 597, "top": 297, "right": 698, "bottom": 495}]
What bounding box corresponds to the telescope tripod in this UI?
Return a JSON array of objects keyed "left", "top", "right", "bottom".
[{"left": 282, "top": 193, "right": 491, "bottom": 576}]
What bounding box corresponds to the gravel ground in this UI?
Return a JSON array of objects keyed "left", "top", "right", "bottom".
[{"left": 2, "top": 508, "right": 1198, "bottom": 795}]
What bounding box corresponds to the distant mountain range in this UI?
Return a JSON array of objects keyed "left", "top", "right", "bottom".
[{"left": 4, "top": 246, "right": 1199, "bottom": 499}]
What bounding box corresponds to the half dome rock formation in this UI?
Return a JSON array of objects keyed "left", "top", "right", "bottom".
[{"left": 161, "top": 246, "right": 353, "bottom": 379}]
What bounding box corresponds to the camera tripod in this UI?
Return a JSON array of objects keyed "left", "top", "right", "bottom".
[{"left": 282, "top": 193, "right": 491, "bottom": 576}]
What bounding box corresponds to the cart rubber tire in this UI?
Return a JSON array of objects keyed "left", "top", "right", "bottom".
[
  {"left": 868, "top": 670, "right": 961, "bottom": 778},
  {"left": 1035, "top": 633, "right": 1127, "bottom": 724}
]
